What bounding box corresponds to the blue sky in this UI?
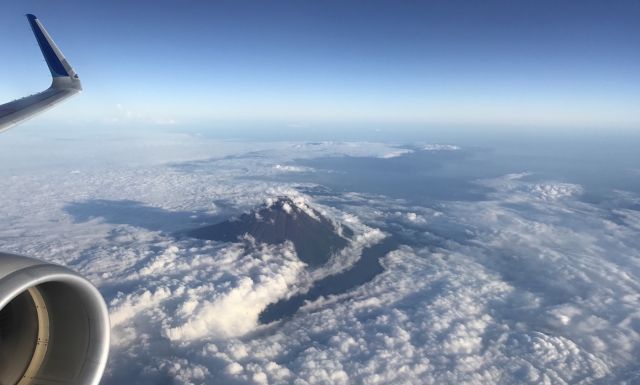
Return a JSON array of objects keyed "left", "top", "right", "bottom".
[{"left": 0, "top": 0, "right": 639, "bottom": 131}]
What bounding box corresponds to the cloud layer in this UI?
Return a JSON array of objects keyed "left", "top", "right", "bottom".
[{"left": 1, "top": 139, "right": 640, "bottom": 384}]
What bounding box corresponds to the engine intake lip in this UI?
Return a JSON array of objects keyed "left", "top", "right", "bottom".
[{"left": 0, "top": 260, "right": 110, "bottom": 385}]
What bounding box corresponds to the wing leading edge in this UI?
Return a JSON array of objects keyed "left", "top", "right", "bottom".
[{"left": 0, "top": 14, "right": 82, "bottom": 133}]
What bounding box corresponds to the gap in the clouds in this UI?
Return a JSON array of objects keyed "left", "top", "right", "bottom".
[
  {"left": 258, "top": 237, "right": 398, "bottom": 324},
  {"left": 287, "top": 150, "right": 495, "bottom": 203},
  {"left": 275, "top": 136, "right": 640, "bottom": 206}
]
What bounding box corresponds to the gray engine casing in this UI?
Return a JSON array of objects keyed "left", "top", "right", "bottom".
[{"left": 0, "top": 253, "right": 109, "bottom": 385}]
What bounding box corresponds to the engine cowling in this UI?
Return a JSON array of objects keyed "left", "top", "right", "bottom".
[{"left": 0, "top": 252, "right": 109, "bottom": 385}]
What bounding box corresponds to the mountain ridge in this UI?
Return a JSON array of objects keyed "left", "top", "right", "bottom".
[{"left": 189, "top": 196, "right": 352, "bottom": 267}]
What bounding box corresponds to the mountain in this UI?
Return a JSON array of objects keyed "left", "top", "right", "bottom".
[{"left": 189, "top": 197, "right": 353, "bottom": 267}]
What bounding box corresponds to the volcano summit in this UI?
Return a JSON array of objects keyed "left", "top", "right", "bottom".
[{"left": 189, "top": 196, "right": 353, "bottom": 267}]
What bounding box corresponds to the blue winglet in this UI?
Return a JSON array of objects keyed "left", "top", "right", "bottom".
[{"left": 26, "top": 14, "right": 70, "bottom": 78}]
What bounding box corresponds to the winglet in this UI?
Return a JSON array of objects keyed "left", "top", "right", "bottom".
[
  {"left": 26, "top": 14, "right": 81, "bottom": 90},
  {"left": 0, "top": 14, "right": 83, "bottom": 133}
]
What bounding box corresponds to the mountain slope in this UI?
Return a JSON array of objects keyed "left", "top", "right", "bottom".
[{"left": 189, "top": 197, "right": 352, "bottom": 267}]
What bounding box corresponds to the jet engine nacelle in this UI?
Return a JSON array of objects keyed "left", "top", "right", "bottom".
[{"left": 0, "top": 253, "right": 109, "bottom": 385}]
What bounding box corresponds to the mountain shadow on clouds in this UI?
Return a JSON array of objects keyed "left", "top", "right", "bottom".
[
  {"left": 189, "top": 196, "right": 352, "bottom": 267},
  {"left": 259, "top": 237, "right": 398, "bottom": 324},
  {"left": 64, "top": 199, "right": 224, "bottom": 233}
]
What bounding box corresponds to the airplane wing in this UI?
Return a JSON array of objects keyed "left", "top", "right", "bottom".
[{"left": 0, "top": 14, "right": 82, "bottom": 133}]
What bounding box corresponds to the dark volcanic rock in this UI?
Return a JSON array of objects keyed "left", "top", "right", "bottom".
[{"left": 189, "top": 197, "right": 351, "bottom": 267}]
